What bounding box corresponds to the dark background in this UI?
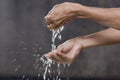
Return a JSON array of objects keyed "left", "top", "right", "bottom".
[{"left": 0, "top": 0, "right": 120, "bottom": 79}]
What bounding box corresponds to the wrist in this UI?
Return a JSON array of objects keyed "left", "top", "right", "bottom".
[
  {"left": 71, "top": 4, "right": 91, "bottom": 19},
  {"left": 68, "top": 3, "right": 88, "bottom": 18},
  {"left": 73, "top": 36, "right": 85, "bottom": 50},
  {"left": 73, "top": 5, "right": 108, "bottom": 21},
  {"left": 75, "top": 36, "right": 92, "bottom": 49}
]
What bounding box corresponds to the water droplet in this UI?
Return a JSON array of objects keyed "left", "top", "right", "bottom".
[
  {"left": 22, "top": 75, "right": 25, "bottom": 80},
  {"left": 12, "top": 59, "right": 16, "bottom": 62},
  {"left": 15, "top": 65, "right": 21, "bottom": 72},
  {"left": 34, "top": 50, "right": 37, "bottom": 52},
  {"left": 37, "top": 54, "right": 40, "bottom": 57}
]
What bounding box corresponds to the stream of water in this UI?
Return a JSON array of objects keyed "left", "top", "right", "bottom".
[
  {"left": 40, "top": 26, "right": 65, "bottom": 80},
  {"left": 13, "top": 26, "right": 70, "bottom": 80}
]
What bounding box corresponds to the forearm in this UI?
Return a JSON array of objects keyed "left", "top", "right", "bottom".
[
  {"left": 77, "top": 28, "right": 120, "bottom": 49},
  {"left": 75, "top": 5, "right": 120, "bottom": 29}
]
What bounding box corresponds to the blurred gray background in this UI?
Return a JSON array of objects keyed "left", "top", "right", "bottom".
[{"left": 0, "top": 0, "right": 120, "bottom": 78}]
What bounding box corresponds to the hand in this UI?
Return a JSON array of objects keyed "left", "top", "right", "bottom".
[
  {"left": 44, "top": 37, "right": 83, "bottom": 64},
  {"left": 44, "top": 2, "right": 84, "bottom": 29}
]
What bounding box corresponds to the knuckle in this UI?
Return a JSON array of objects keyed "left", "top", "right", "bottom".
[
  {"left": 47, "top": 25, "right": 52, "bottom": 29},
  {"left": 47, "top": 25, "right": 51, "bottom": 29},
  {"left": 53, "top": 4, "right": 60, "bottom": 8},
  {"left": 48, "top": 15, "right": 55, "bottom": 21},
  {"left": 45, "top": 16, "right": 50, "bottom": 20},
  {"left": 45, "top": 16, "right": 51, "bottom": 22},
  {"left": 50, "top": 17, "right": 55, "bottom": 23},
  {"left": 63, "top": 2, "right": 69, "bottom": 4}
]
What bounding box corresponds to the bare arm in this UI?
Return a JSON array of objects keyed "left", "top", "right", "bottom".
[
  {"left": 78, "top": 28, "right": 120, "bottom": 48},
  {"left": 44, "top": 28, "right": 120, "bottom": 64},
  {"left": 45, "top": 2, "right": 120, "bottom": 30},
  {"left": 44, "top": 2, "right": 120, "bottom": 64},
  {"left": 77, "top": 7, "right": 120, "bottom": 30}
]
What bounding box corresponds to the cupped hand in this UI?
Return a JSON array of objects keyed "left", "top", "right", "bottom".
[
  {"left": 44, "top": 2, "right": 83, "bottom": 29},
  {"left": 44, "top": 38, "right": 83, "bottom": 64}
]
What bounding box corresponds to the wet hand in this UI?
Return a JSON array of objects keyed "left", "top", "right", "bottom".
[
  {"left": 44, "top": 38, "right": 83, "bottom": 64},
  {"left": 44, "top": 2, "right": 83, "bottom": 29}
]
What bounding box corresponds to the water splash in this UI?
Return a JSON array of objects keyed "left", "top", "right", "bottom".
[
  {"left": 40, "top": 26, "right": 64, "bottom": 80},
  {"left": 12, "top": 26, "right": 70, "bottom": 80},
  {"left": 14, "top": 65, "right": 21, "bottom": 72},
  {"left": 51, "top": 26, "right": 64, "bottom": 51}
]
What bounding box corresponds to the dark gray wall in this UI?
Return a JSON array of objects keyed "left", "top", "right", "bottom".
[{"left": 0, "top": 0, "right": 120, "bottom": 77}]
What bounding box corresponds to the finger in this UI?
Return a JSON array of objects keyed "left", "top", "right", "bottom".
[
  {"left": 44, "top": 52, "right": 53, "bottom": 58},
  {"left": 44, "top": 15, "right": 53, "bottom": 25},
  {"left": 57, "top": 42, "right": 71, "bottom": 53},
  {"left": 45, "top": 5, "right": 58, "bottom": 23},
  {"left": 47, "top": 24, "right": 55, "bottom": 29},
  {"left": 44, "top": 54, "right": 50, "bottom": 58},
  {"left": 45, "top": 8, "right": 60, "bottom": 25},
  {"left": 48, "top": 54, "right": 57, "bottom": 62},
  {"left": 49, "top": 50, "right": 67, "bottom": 64},
  {"left": 63, "top": 16, "right": 74, "bottom": 25},
  {"left": 61, "top": 42, "right": 73, "bottom": 53},
  {"left": 46, "top": 13, "right": 67, "bottom": 29},
  {"left": 56, "top": 53, "right": 70, "bottom": 64},
  {"left": 52, "top": 54, "right": 66, "bottom": 64},
  {"left": 57, "top": 44, "right": 64, "bottom": 52},
  {"left": 47, "top": 23, "right": 60, "bottom": 30},
  {"left": 44, "top": 51, "right": 59, "bottom": 61},
  {"left": 57, "top": 53, "right": 71, "bottom": 64}
]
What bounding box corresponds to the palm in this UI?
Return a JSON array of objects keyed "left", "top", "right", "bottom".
[{"left": 44, "top": 38, "right": 82, "bottom": 64}]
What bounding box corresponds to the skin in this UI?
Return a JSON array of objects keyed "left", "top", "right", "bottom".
[{"left": 44, "top": 2, "right": 120, "bottom": 64}]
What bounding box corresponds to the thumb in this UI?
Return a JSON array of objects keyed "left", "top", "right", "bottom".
[
  {"left": 57, "top": 44, "right": 65, "bottom": 53},
  {"left": 57, "top": 44, "right": 69, "bottom": 53}
]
